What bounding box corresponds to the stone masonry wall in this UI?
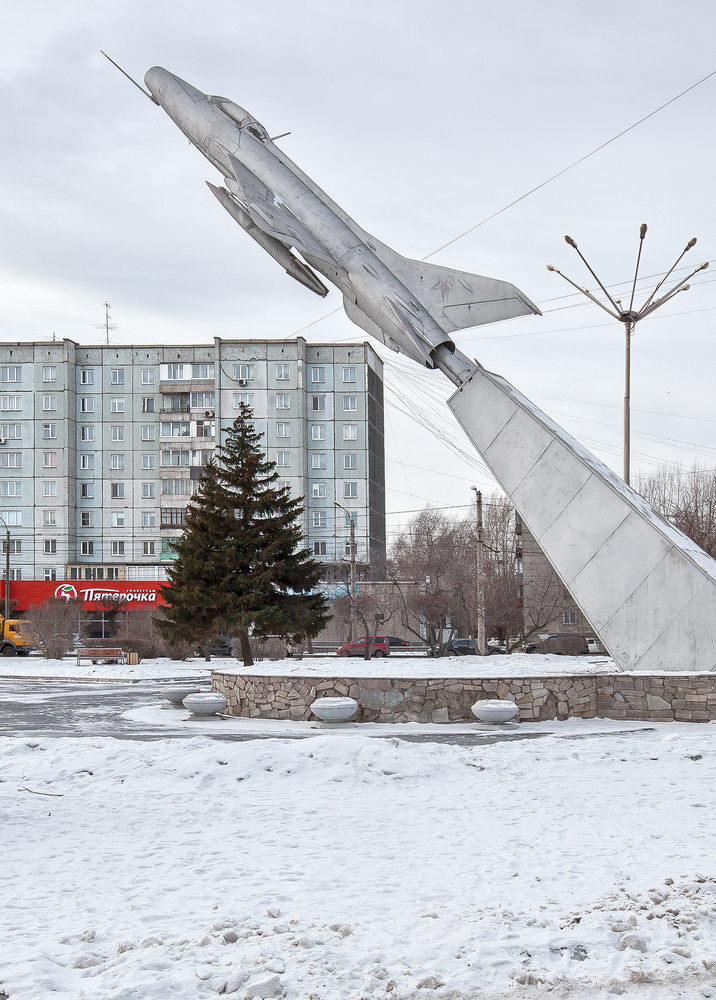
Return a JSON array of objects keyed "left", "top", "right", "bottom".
[{"left": 211, "top": 671, "right": 716, "bottom": 724}]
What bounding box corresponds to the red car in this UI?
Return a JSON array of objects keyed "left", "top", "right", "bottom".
[{"left": 337, "top": 636, "right": 389, "bottom": 657}]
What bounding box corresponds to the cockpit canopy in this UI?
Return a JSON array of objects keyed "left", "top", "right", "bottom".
[{"left": 209, "top": 96, "right": 269, "bottom": 141}]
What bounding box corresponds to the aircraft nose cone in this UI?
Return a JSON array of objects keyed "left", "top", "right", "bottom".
[{"left": 144, "top": 66, "right": 205, "bottom": 103}]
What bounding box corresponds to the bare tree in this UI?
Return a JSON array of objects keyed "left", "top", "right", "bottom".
[
  {"left": 123, "top": 607, "right": 195, "bottom": 660},
  {"left": 333, "top": 590, "right": 399, "bottom": 658},
  {"left": 27, "top": 597, "right": 90, "bottom": 660},
  {"left": 635, "top": 463, "right": 716, "bottom": 557}
]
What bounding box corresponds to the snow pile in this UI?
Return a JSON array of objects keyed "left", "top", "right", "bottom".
[
  {"left": 3, "top": 729, "right": 716, "bottom": 998},
  {"left": 0, "top": 656, "right": 211, "bottom": 682}
]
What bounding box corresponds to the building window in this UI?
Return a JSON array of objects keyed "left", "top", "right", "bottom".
[
  {"left": 143, "top": 541, "right": 155, "bottom": 555},
  {"left": 142, "top": 512, "right": 156, "bottom": 527},
  {"left": 111, "top": 512, "right": 126, "bottom": 527},
  {"left": 111, "top": 454, "right": 125, "bottom": 471},
  {"left": 311, "top": 424, "right": 326, "bottom": 441},
  {"left": 160, "top": 537, "right": 177, "bottom": 557},
  {"left": 42, "top": 396, "right": 57, "bottom": 410},
  {"left": 161, "top": 421, "right": 190, "bottom": 437},
  {"left": 111, "top": 483, "right": 125, "bottom": 499},
  {"left": 277, "top": 480, "right": 290, "bottom": 491},
  {"left": 276, "top": 364, "right": 290, "bottom": 380},
  {"left": 2, "top": 569, "right": 21, "bottom": 580},
  {"left": 80, "top": 370, "right": 94, "bottom": 385},
  {"left": 161, "top": 508, "right": 186, "bottom": 526},
  {"left": 276, "top": 394, "right": 290, "bottom": 409},
  {"left": 162, "top": 480, "right": 191, "bottom": 496},
  {"left": 562, "top": 609, "right": 578, "bottom": 625},
  {"left": 276, "top": 452, "right": 290, "bottom": 467},
  {"left": 191, "top": 391, "right": 215, "bottom": 408},
  {"left": 80, "top": 483, "right": 94, "bottom": 499},
  {"left": 163, "top": 393, "right": 189, "bottom": 413},
  {"left": 312, "top": 511, "right": 327, "bottom": 527},
  {"left": 312, "top": 483, "right": 327, "bottom": 498},
  {"left": 80, "top": 455, "right": 94, "bottom": 470},
  {"left": 1, "top": 424, "right": 21, "bottom": 439},
  {"left": 0, "top": 367, "right": 21, "bottom": 383},
  {"left": 313, "top": 541, "right": 327, "bottom": 555},
  {"left": 160, "top": 363, "right": 188, "bottom": 381},
  {"left": 141, "top": 426, "right": 156, "bottom": 441},
  {"left": 343, "top": 367, "right": 356, "bottom": 383},
  {"left": 192, "top": 363, "right": 214, "bottom": 379},
  {"left": 81, "top": 541, "right": 94, "bottom": 555},
  {"left": 111, "top": 369, "right": 125, "bottom": 385},
  {"left": 276, "top": 422, "right": 290, "bottom": 438},
  {"left": 234, "top": 393, "right": 255, "bottom": 408},
  {"left": 142, "top": 369, "right": 155, "bottom": 384},
  {"left": 44, "top": 540, "right": 57, "bottom": 554},
  {"left": 311, "top": 367, "right": 325, "bottom": 383},
  {"left": 344, "top": 482, "right": 358, "bottom": 499},
  {"left": 311, "top": 454, "right": 327, "bottom": 470},
  {"left": 161, "top": 450, "right": 190, "bottom": 467},
  {"left": 0, "top": 482, "right": 20, "bottom": 497},
  {"left": 111, "top": 398, "right": 124, "bottom": 413},
  {"left": 42, "top": 366, "right": 56, "bottom": 382},
  {"left": 44, "top": 452, "right": 57, "bottom": 468},
  {"left": 1, "top": 511, "right": 21, "bottom": 525},
  {"left": 343, "top": 425, "right": 358, "bottom": 440},
  {"left": 44, "top": 569, "right": 57, "bottom": 581},
  {"left": 80, "top": 512, "right": 91, "bottom": 527},
  {"left": 0, "top": 396, "right": 21, "bottom": 411},
  {"left": 43, "top": 510, "right": 56, "bottom": 526},
  {"left": 43, "top": 481, "right": 57, "bottom": 497},
  {"left": 42, "top": 423, "right": 57, "bottom": 440},
  {"left": 345, "top": 511, "right": 358, "bottom": 526},
  {"left": 233, "top": 364, "right": 254, "bottom": 381},
  {"left": 1, "top": 453, "right": 21, "bottom": 469},
  {"left": 142, "top": 483, "right": 156, "bottom": 499},
  {"left": 112, "top": 426, "right": 125, "bottom": 442},
  {"left": 195, "top": 420, "right": 214, "bottom": 438},
  {"left": 80, "top": 425, "right": 94, "bottom": 442},
  {"left": 344, "top": 541, "right": 353, "bottom": 557},
  {"left": 142, "top": 397, "right": 155, "bottom": 413},
  {"left": 343, "top": 454, "right": 357, "bottom": 469},
  {"left": 80, "top": 398, "right": 94, "bottom": 413},
  {"left": 142, "top": 455, "right": 155, "bottom": 470},
  {"left": 111, "top": 541, "right": 125, "bottom": 556},
  {"left": 2, "top": 538, "right": 21, "bottom": 553},
  {"left": 312, "top": 395, "right": 325, "bottom": 412},
  {"left": 343, "top": 396, "right": 357, "bottom": 411}
]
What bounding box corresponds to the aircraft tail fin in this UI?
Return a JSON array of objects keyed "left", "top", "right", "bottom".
[{"left": 372, "top": 250, "right": 541, "bottom": 333}]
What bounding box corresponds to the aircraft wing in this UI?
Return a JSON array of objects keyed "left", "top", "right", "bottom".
[{"left": 226, "top": 154, "right": 339, "bottom": 267}]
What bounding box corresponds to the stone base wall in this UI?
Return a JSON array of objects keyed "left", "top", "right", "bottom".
[{"left": 211, "top": 671, "right": 716, "bottom": 724}]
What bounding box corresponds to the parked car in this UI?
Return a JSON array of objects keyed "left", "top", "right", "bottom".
[
  {"left": 446, "top": 638, "right": 506, "bottom": 656},
  {"left": 525, "top": 634, "right": 589, "bottom": 655},
  {"left": 337, "top": 636, "right": 389, "bottom": 657},
  {"left": 386, "top": 636, "right": 410, "bottom": 647}
]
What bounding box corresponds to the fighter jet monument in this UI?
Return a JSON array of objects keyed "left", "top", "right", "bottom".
[{"left": 110, "top": 58, "right": 716, "bottom": 671}]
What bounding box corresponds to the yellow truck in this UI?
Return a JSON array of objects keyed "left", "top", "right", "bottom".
[{"left": 0, "top": 618, "right": 36, "bottom": 656}]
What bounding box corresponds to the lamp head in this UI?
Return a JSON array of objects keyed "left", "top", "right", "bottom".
[
  {"left": 564, "top": 235, "right": 577, "bottom": 249},
  {"left": 546, "top": 264, "right": 557, "bottom": 272},
  {"left": 687, "top": 238, "right": 697, "bottom": 249},
  {"left": 640, "top": 223, "right": 647, "bottom": 238}
]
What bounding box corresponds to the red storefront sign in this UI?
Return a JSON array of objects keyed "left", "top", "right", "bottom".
[{"left": 1, "top": 580, "right": 169, "bottom": 612}]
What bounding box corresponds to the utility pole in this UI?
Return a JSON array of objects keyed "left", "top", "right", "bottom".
[
  {"left": 548, "top": 228, "right": 707, "bottom": 488},
  {"left": 334, "top": 500, "right": 356, "bottom": 640},
  {"left": 471, "top": 487, "right": 486, "bottom": 655}
]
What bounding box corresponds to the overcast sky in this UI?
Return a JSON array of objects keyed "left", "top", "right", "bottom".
[{"left": 2, "top": 0, "right": 716, "bottom": 540}]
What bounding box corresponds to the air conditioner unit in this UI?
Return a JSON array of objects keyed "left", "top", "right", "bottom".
[
  {"left": 0, "top": 439, "right": 6, "bottom": 446},
  {"left": 204, "top": 410, "right": 215, "bottom": 418},
  {"left": 238, "top": 379, "right": 247, "bottom": 387}
]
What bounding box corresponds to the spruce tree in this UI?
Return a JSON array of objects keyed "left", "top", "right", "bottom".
[{"left": 158, "top": 404, "right": 330, "bottom": 665}]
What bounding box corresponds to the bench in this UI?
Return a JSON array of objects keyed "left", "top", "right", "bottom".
[{"left": 76, "top": 647, "right": 127, "bottom": 666}]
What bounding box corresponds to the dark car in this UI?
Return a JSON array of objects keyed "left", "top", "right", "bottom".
[
  {"left": 525, "top": 634, "right": 589, "bottom": 655},
  {"left": 446, "top": 638, "right": 506, "bottom": 656},
  {"left": 386, "top": 636, "right": 410, "bottom": 647},
  {"left": 337, "top": 636, "right": 389, "bottom": 657}
]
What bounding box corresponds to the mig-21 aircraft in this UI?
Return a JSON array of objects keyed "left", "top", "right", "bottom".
[{"left": 104, "top": 56, "right": 540, "bottom": 374}]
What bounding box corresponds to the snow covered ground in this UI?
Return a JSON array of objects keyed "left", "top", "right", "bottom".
[
  {"left": 4, "top": 724, "right": 716, "bottom": 999},
  {"left": 0, "top": 656, "right": 212, "bottom": 682}
]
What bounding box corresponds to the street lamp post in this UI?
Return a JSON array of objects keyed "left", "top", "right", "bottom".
[
  {"left": 548, "top": 228, "right": 707, "bottom": 487},
  {"left": 0, "top": 515, "right": 10, "bottom": 622},
  {"left": 334, "top": 500, "right": 356, "bottom": 640},
  {"left": 471, "top": 487, "right": 487, "bottom": 655}
]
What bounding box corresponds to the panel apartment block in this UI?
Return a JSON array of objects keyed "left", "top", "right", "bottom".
[{"left": 0, "top": 338, "right": 385, "bottom": 584}]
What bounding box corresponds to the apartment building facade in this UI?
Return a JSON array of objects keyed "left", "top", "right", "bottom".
[{"left": 0, "top": 337, "right": 385, "bottom": 584}]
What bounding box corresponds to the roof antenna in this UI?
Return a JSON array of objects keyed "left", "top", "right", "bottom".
[
  {"left": 101, "top": 51, "right": 159, "bottom": 104},
  {"left": 93, "top": 302, "right": 119, "bottom": 345}
]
